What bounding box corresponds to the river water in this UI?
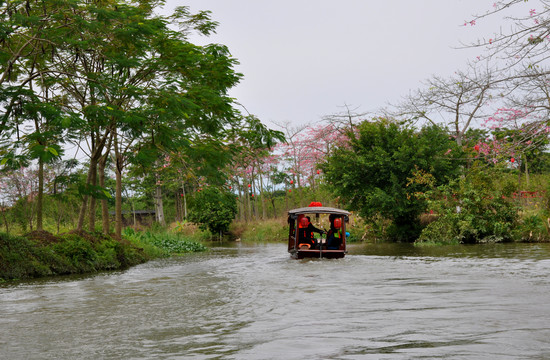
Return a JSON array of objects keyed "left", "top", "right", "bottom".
[{"left": 2, "top": 242, "right": 550, "bottom": 359}]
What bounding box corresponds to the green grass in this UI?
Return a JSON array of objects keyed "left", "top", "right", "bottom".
[
  {"left": 122, "top": 228, "right": 208, "bottom": 257},
  {"left": 232, "top": 219, "right": 288, "bottom": 242},
  {"left": 0, "top": 231, "right": 148, "bottom": 281}
]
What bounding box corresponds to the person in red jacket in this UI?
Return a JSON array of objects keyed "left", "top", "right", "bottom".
[
  {"left": 297, "top": 216, "right": 324, "bottom": 249},
  {"left": 326, "top": 214, "right": 343, "bottom": 250}
]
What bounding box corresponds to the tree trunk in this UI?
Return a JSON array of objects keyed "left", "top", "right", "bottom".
[
  {"left": 181, "top": 177, "right": 188, "bottom": 219},
  {"left": 524, "top": 153, "right": 530, "bottom": 188},
  {"left": 77, "top": 156, "right": 98, "bottom": 231},
  {"left": 77, "top": 128, "right": 109, "bottom": 232},
  {"left": 238, "top": 179, "right": 244, "bottom": 221},
  {"left": 36, "top": 157, "right": 44, "bottom": 231},
  {"left": 247, "top": 179, "right": 252, "bottom": 222},
  {"left": 259, "top": 169, "right": 266, "bottom": 219},
  {"left": 154, "top": 172, "right": 166, "bottom": 226},
  {"left": 115, "top": 155, "right": 123, "bottom": 238},
  {"left": 113, "top": 132, "right": 124, "bottom": 239},
  {"left": 98, "top": 154, "right": 110, "bottom": 234},
  {"left": 88, "top": 160, "right": 98, "bottom": 232}
]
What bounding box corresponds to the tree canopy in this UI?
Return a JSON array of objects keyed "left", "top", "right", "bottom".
[
  {"left": 321, "top": 120, "right": 463, "bottom": 241},
  {"left": 0, "top": 0, "right": 282, "bottom": 237}
]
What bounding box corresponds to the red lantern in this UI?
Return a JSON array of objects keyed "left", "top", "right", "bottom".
[
  {"left": 290, "top": 180, "right": 294, "bottom": 184},
  {"left": 229, "top": 186, "right": 232, "bottom": 190},
  {"left": 511, "top": 157, "right": 515, "bottom": 163},
  {"left": 248, "top": 184, "right": 251, "bottom": 188},
  {"left": 474, "top": 144, "right": 480, "bottom": 152},
  {"left": 288, "top": 189, "right": 292, "bottom": 193},
  {"left": 316, "top": 170, "right": 320, "bottom": 175},
  {"left": 251, "top": 194, "right": 254, "bottom": 197}
]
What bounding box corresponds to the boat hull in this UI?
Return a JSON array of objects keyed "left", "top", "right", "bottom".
[{"left": 290, "top": 249, "right": 345, "bottom": 259}]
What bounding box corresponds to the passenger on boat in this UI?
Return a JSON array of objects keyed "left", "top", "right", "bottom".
[
  {"left": 297, "top": 216, "right": 324, "bottom": 249},
  {"left": 326, "top": 215, "right": 343, "bottom": 250}
]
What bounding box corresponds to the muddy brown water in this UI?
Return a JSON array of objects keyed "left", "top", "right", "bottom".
[{"left": 2, "top": 242, "right": 550, "bottom": 359}]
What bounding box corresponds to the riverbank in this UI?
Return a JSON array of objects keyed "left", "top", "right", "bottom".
[
  {"left": 0, "top": 230, "right": 150, "bottom": 281},
  {"left": 0, "top": 228, "right": 211, "bottom": 281}
]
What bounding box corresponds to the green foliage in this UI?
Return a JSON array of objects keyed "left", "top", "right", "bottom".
[
  {"left": 148, "top": 234, "right": 208, "bottom": 253},
  {"left": 233, "top": 219, "right": 287, "bottom": 242},
  {"left": 322, "top": 120, "right": 463, "bottom": 241},
  {"left": 122, "top": 228, "right": 207, "bottom": 256},
  {"left": 417, "top": 164, "right": 520, "bottom": 245},
  {"left": 188, "top": 187, "right": 237, "bottom": 237},
  {"left": 0, "top": 231, "right": 148, "bottom": 281},
  {"left": 511, "top": 214, "right": 550, "bottom": 242}
]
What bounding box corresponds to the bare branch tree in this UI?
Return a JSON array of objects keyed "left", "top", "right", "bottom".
[
  {"left": 322, "top": 103, "right": 368, "bottom": 138},
  {"left": 390, "top": 61, "right": 504, "bottom": 146},
  {"left": 466, "top": 1, "right": 550, "bottom": 70}
]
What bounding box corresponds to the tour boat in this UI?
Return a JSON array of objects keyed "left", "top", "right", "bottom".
[{"left": 287, "top": 203, "right": 350, "bottom": 259}]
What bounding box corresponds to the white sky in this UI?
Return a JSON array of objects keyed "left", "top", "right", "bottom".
[{"left": 162, "top": 1, "right": 522, "bottom": 128}]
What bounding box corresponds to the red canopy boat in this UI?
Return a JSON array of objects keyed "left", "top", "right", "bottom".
[{"left": 287, "top": 205, "right": 350, "bottom": 259}]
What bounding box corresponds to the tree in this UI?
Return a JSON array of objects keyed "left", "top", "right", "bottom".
[
  {"left": 0, "top": 0, "right": 283, "bottom": 236},
  {"left": 468, "top": 1, "right": 550, "bottom": 69},
  {"left": 321, "top": 119, "right": 463, "bottom": 241},
  {"left": 392, "top": 61, "right": 502, "bottom": 146},
  {"left": 28, "top": 1, "right": 243, "bottom": 237},
  {"left": 188, "top": 187, "right": 237, "bottom": 240},
  {"left": 418, "top": 162, "right": 519, "bottom": 244},
  {"left": 464, "top": 2, "right": 550, "bottom": 165},
  {"left": 0, "top": 0, "right": 82, "bottom": 231}
]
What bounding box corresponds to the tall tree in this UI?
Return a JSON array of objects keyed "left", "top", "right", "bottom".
[
  {"left": 0, "top": 0, "right": 81, "bottom": 230},
  {"left": 392, "top": 62, "right": 502, "bottom": 146},
  {"left": 321, "top": 119, "right": 463, "bottom": 241},
  {"left": 38, "top": 1, "right": 242, "bottom": 237}
]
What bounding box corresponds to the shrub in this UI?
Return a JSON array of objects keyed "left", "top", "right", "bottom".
[
  {"left": 0, "top": 231, "right": 148, "bottom": 281},
  {"left": 235, "top": 218, "right": 287, "bottom": 242},
  {"left": 417, "top": 164, "right": 519, "bottom": 245},
  {"left": 512, "top": 214, "right": 550, "bottom": 242},
  {"left": 123, "top": 228, "right": 207, "bottom": 256},
  {"left": 188, "top": 187, "right": 237, "bottom": 239}
]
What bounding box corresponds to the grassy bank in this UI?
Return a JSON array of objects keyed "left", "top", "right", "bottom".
[
  {"left": 230, "top": 218, "right": 289, "bottom": 242},
  {"left": 0, "top": 228, "right": 208, "bottom": 282},
  {"left": 0, "top": 230, "right": 147, "bottom": 281}
]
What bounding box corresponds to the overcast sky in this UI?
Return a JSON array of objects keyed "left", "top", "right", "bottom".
[{"left": 162, "top": 1, "right": 519, "bottom": 128}]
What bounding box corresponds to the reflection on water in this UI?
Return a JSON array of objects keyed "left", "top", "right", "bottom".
[{"left": 2, "top": 242, "right": 550, "bottom": 359}]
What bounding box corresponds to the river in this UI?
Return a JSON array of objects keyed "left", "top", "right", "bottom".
[{"left": 2, "top": 242, "right": 550, "bottom": 359}]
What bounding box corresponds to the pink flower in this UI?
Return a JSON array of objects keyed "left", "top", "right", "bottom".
[{"left": 530, "top": 9, "right": 536, "bottom": 16}]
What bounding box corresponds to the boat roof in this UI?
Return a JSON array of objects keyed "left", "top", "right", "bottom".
[{"left": 288, "top": 206, "right": 350, "bottom": 216}]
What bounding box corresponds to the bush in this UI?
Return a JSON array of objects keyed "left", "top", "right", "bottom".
[
  {"left": 417, "top": 164, "right": 519, "bottom": 245},
  {"left": 0, "top": 231, "right": 148, "bottom": 281},
  {"left": 188, "top": 187, "right": 237, "bottom": 239},
  {"left": 233, "top": 218, "right": 288, "bottom": 242},
  {"left": 512, "top": 214, "right": 550, "bottom": 242},
  {"left": 123, "top": 228, "right": 208, "bottom": 256}
]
